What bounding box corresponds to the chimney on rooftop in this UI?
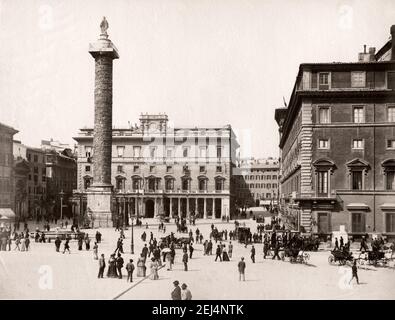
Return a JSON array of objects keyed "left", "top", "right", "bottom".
[
  {"left": 358, "top": 45, "right": 376, "bottom": 62},
  {"left": 391, "top": 25, "right": 395, "bottom": 60}
]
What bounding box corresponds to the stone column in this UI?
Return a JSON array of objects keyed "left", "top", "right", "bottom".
[
  {"left": 203, "top": 198, "right": 207, "bottom": 219},
  {"left": 195, "top": 198, "right": 198, "bottom": 217},
  {"left": 169, "top": 197, "right": 173, "bottom": 217},
  {"left": 178, "top": 198, "right": 181, "bottom": 218},
  {"left": 134, "top": 197, "right": 138, "bottom": 216},
  {"left": 212, "top": 198, "right": 216, "bottom": 219},
  {"left": 186, "top": 197, "right": 190, "bottom": 219},
  {"left": 87, "top": 20, "right": 119, "bottom": 228}
]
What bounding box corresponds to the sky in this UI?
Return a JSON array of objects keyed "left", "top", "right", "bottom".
[{"left": 0, "top": 0, "right": 394, "bottom": 158}]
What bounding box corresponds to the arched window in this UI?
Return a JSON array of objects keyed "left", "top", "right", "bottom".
[
  {"left": 181, "top": 177, "right": 190, "bottom": 191},
  {"left": 132, "top": 176, "right": 142, "bottom": 191},
  {"left": 115, "top": 176, "right": 125, "bottom": 191}
]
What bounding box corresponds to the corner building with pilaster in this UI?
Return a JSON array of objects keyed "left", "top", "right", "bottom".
[
  {"left": 275, "top": 25, "right": 395, "bottom": 240},
  {"left": 73, "top": 114, "right": 239, "bottom": 223}
]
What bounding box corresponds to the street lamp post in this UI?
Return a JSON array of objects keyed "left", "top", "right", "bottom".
[
  {"left": 130, "top": 214, "right": 135, "bottom": 254},
  {"left": 59, "top": 190, "right": 65, "bottom": 221}
]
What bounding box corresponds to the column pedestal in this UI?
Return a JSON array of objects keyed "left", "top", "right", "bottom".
[{"left": 87, "top": 186, "right": 113, "bottom": 228}]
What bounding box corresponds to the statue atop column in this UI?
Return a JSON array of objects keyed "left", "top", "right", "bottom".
[{"left": 100, "top": 16, "right": 109, "bottom": 37}]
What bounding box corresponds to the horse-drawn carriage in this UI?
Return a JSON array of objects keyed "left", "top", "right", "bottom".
[
  {"left": 280, "top": 246, "right": 310, "bottom": 264},
  {"left": 159, "top": 234, "right": 191, "bottom": 249},
  {"left": 358, "top": 249, "right": 394, "bottom": 267},
  {"left": 328, "top": 249, "right": 354, "bottom": 266}
]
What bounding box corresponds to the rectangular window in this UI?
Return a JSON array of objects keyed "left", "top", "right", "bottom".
[
  {"left": 133, "top": 146, "right": 141, "bottom": 158},
  {"left": 166, "top": 148, "right": 173, "bottom": 158},
  {"left": 388, "top": 106, "right": 395, "bottom": 122},
  {"left": 85, "top": 165, "right": 91, "bottom": 172},
  {"left": 199, "top": 146, "right": 207, "bottom": 158},
  {"left": 351, "top": 71, "right": 366, "bottom": 87},
  {"left": 199, "top": 166, "right": 206, "bottom": 173},
  {"left": 150, "top": 147, "right": 156, "bottom": 158},
  {"left": 317, "top": 171, "right": 328, "bottom": 196},
  {"left": 318, "top": 107, "right": 330, "bottom": 124},
  {"left": 352, "top": 212, "right": 365, "bottom": 233},
  {"left": 318, "top": 139, "right": 329, "bottom": 149},
  {"left": 149, "top": 166, "right": 155, "bottom": 173},
  {"left": 166, "top": 166, "right": 172, "bottom": 173},
  {"left": 353, "top": 106, "right": 364, "bottom": 123},
  {"left": 133, "top": 165, "right": 139, "bottom": 173},
  {"left": 217, "top": 146, "right": 222, "bottom": 158},
  {"left": 318, "top": 72, "right": 330, "bottom": 90},
  {"left": 216, "top": 166, "right": 222, "bottom": 173},
  {"left": 85, "top": 146, "right": 92, "bottom": 157},
  {"left": 34, "top": 167, "right": 38, "bottom": 174},
  {"left": 352, "top": 139, "right": 364, "bottom": 149},
  {"left": 117, "top": 146, "right": 125, "bottom": 158},
  {"left": 34, "top": 155, "right": 38, "bottom": 162},
  {"left": 42, "top": 176, "right": 46, "bottom": 182},
  {"left": 351, "top": 171, "right": 363, "bottom": 190},
  {"left": 117, "top": 165, "right": 123, "bottom": 173},
  {"left": 387, "top": 140, "right": 395, "bottom": 149},
  {"left": 385, "top": 213, "right": 395, "bottom": 233},
  {"left": 388, "top": 71, "right": 395, "bottom": 90},
  {"left": 386, "top": 171, "right": 395, "bottom": 190},
  {"left": 183, "top": 147, "right": 189, "bottom": 158},
  {"left": 42, "top": 168, "right": 46, "bottom": 175}
]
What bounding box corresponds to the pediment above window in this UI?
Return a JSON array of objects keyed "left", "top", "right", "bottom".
[
  {"left": 313, "top": 158, "right": 336, "bottom": 173},
  {"left": 346, "top": 158, "right": 370, "bottom": 169}
]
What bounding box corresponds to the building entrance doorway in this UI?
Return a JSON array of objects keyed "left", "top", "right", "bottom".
[{"left": 145, "top": 199, "right": 155, "bottom": 218}]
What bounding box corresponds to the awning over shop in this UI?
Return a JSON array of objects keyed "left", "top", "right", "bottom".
[
  {"left": 380, "top": 203, "right": 395, "bottom": 210},
  {"left": 346, "top": 203, "right": 369, "bottom": 210},
  {"left": 0, "top": 208, "right": 16, "bottom": 220}
]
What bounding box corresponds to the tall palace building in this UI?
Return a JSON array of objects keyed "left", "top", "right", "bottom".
[
  {"left": 72, "top": 114, "right": 239, "bottom": 224},
  {"left": 275, "top": 25, "right": 395, "bottom": 240}
]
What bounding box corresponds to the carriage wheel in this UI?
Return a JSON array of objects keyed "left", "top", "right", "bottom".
[{"left": 328, "top": 255, "right": 335, "bottom": 265}]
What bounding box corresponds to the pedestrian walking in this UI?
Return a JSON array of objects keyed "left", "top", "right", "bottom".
[
  {"left": 98, "top": 254, "right": 106, "bottom": 278},
  {"left": 215, "top": 245, "right": 222, "bottom": 261},
  {"left": 272, "top": 242, "right": 281, "bottom": 260},
  {"left": 340, "top": 236, "right": 344, "bottom": 250},
  {"left": 181, "top": 283, "right": 192, "bottom": 300},
  {"left": 150, "top": 257, "right": 159, "bottom": 280},
  {"left": 349, "top": 260, "right": 359, "bottom": 285},
  {"left": 334, "top": 237, "right": 339, "bottom": 250},
  {"left": 116, "top": 253, "right": 124, "bottom": 279},
  {"left": 183, "top": 251, "right": 188, "bottom": 271},
  {"left": 126, "top": 259, "right": 135, "bottom": 282},
  {"left": 251, "top": 245, "right": 256, "bottom": 263},
  {"left": 189, "top": 243, "right": 194, "bottom": 259},
  {"left": 137, "top": 254, "right": 147, "bottom": 277},
  {"left": 228, "top": 241, "right": 233, "bottom": 259},
  {"left": 238, "top": 257, "right": 246, "bottom": 281},
  {"left": 93, "top": 242, "right": 98, "bottom": 260},
  {"left": 14, "top": 236, "right": 21, "bottom": 251},
  {"left": 63, "top": 239, "right": 71, "bottom": 254},
  {"left": 85, "top": 235, "right": 91, "bottom": 250},
  {"left": 171, "top": 280, "right": 181, "bottom": 300}
]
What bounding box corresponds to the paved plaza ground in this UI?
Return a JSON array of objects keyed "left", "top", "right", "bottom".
[{"left": 0, "top": 218, "right": 394, "bottom": 300}]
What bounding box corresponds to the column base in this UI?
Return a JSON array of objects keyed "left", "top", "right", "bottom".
[{"left": 87, "top": 186, "right": 113, "bottom": 228}]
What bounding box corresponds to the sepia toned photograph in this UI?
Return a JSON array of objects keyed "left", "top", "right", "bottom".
[{"left": 0, "top": 0, "right": 395, "bottom": 303}]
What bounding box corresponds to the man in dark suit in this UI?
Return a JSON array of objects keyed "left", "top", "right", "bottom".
[
  {"left": 98, "top": 254, "right": 106, "bottom": 278},
  {"left": 116, "top": 253, "right": 124, "bottom": 279},
  {"left": 171, "top": 280, "right": 181, "bottom": 300},
  {"left": 251, "top": 245, "right": 256, "bottom": 263},
  {"left": 183, "top": 252, "right": 188, "bottom": 271},
  {"left": 215, "top": 245, "right": 222, "bottom": 261},
  {"left": 126, "top": 259, "right": 135, "bottom": 282}
]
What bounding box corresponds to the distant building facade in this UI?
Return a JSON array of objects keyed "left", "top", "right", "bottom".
[
  {"left": 72, "top": 114, "right": 239, "bottom": 223},
  {"left": 234, "top": 158, "right": 279, "bottom": 209},
  {"left": 275, "top": 26, "right": 395, "bottom": 239},
  {"left": 0, "top": 122, "right": 18, "bottom": 222},
  {"left": 13, "top": 140, "right": 47, "bottom": 220}
]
